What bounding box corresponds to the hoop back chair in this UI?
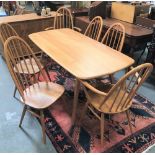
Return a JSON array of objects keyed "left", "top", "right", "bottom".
[
  {"left": 79, "top": 63, "right": 153, "bottom": 145},
  {"left": 45, "top": 7, "right": 81, "bottom": 31},
  {"left": 4, "top": 36, "right": 65, "bottom": 144},
  {"left": 101, "top": 23, "right": 125, "bottom": 52},
  {"left": 0, "top": 23, "right": 19, "bottom": 45},
  {"left": 0, "top": 23, "right": 51, "bottom": 99},
  {"left": 84, "top": 16, "right": 103, "bottom": 41}
]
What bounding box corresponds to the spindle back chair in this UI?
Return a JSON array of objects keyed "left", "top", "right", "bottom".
[
  {"left": 54, "top": 7, "right": 73, "bottom": 29},
  {"left": 79, "top": 63, "right": 153, "bottom": 145},
  {"left": 101, "top": 23, "right": 125, "bottom": 52},
  {"left": 84, "top": 16, "right": 103, "bottom": 41},
  {"left": 4, "top": 36, "right": 64, "bottom": 144},
  {"left": 4, "top": 36, "right": 48, "bottom": 98},
  {"left": 0, "top": 23, "right": 18, "bottom": 45}
]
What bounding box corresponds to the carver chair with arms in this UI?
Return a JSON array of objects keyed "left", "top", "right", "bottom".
[
  {"left": 0, "top": 23, "right": 51, "bottom": 99},
  {"left": 79, "top": 63, "right": 153, "bottom": 145},
  {"left": 4, "top": 36, "right": 65, "bottom": 144},
  {"left": 45, "top": 7, "right": 81, "bottom": 32},
  {"left": 84, "top": 16, "right": 103, "bottom": 41}
]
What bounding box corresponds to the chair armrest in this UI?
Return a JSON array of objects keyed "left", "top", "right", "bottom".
[
  {"left": 73, "top": 27, "right": 82, "bottom": 32},
  {"left": 80, "top": 80, "right": 107, "bottom": 96},
  {"left": 44, "top": 27, "right": 54, "bottom": 31}
]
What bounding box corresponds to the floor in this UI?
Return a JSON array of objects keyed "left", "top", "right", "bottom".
[{"left": 0, "top": 56, "right": 56, "bottom": 153}]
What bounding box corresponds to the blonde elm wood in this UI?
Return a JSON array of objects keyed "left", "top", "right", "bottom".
[
  {"left": 4, "top": 36, "right": 64, "bottom": 144},
  {"left": 84, "top": 16, "right": 103, "bottom": 41},
  {"left": 0, "top": 24, "right": 51, "bottom": 99},
  {"left": 45, "top": 7, "right": 81, "bottom": 32},
  {"left": 29, "top": 28, "right": 134, "bottom": 80},
  {"left": 29, "top": 28, "right": 134, "bottom": 124},
  {"left": 79, "top": 63, "right": 153, "bottom": 145},
  {"left": 101, "top": 23, "right": 125, "bottom": 52},
  {"left": 100, "top": 22, "right": 125, "bottom": 83}
]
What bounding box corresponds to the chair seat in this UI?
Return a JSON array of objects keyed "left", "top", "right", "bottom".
[
  {"left": 88, "top": 87, "right": 132, "bottom": 114},
  {"left": 14, "top": 58, "right": 43, "bottom": 74},
  {"left": 23, "top": 82, "right": 65, "bottom": 109}
]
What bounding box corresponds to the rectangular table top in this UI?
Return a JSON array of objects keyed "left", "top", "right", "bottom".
[
  {"left": 29, "top": 28, "right": 134, "bottom": 79},
  {"left": 0, "top": 11, "right": 57, "bottom": 24}
]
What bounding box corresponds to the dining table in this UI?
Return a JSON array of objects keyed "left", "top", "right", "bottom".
[{"left": 29, "top": 28, "right": 135, "bottom": 124}]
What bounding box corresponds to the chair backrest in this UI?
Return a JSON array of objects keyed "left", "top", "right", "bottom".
[
  {"left": 13, "top": 5, "right": 24, "bottom": 15},
  {"left": 82, "top": 63, "right": 153, "bottom": 113},
  {"left": 4, "top": 36, "right": 48, "bottom": 100},
  {"left": 54, "top": 7, "right": 74, "bottom": 29},
  {"left": 0, "top": 23, "right": 18, "bottom": 45},
  {"left": 84, "top": 16, "right": 103, "bottom": 41},
  {"left": 101, "top": 23, "right": 125, "bottom": 52}
]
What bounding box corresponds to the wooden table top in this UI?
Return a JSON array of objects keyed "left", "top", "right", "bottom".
[
  {"left": 76, "top": 16, "right": 153, "bottom": 38},
  {"left": 29, "top": 28, "right": 134, "bottom": 79},
  {"left": 0, "top": 12, "right": 57, "bottom": 24}
]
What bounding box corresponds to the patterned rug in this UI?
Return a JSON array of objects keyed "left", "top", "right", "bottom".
[{"left": 38, "top": 60, "right": 155, "bottom": 153}]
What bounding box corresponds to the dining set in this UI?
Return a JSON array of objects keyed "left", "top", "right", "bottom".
[{"left": 0, "top": 6, "right": 153, "bottom": 146}]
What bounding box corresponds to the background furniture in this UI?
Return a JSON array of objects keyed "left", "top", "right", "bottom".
[
  {"left": 79, "top": 63, "right": 153, "bottom": 145},
  {"left": 75, "top": 16, "right": 153, "bottom": 57},
  {"left": 29, "top": 28, "right": 134, "bottom": 124},
  {"left": 4, "top": 36, "right": 64, "bottom": 144},
  {"left": 0, "top": 12, "right": 57, "bottom": 57},
  {"left": 111, "top": 2, "right": 151, "bottom": 23}
]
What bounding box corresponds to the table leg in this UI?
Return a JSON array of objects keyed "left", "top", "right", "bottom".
[{"left": 72, "top": 78, "right": 80, "bottom": 125}]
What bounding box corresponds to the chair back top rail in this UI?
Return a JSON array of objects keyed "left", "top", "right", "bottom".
[
  {"left": 84, "top": 16, "right": 103, "bottom": 41},
  {"left": 101, "top": 22, "right": 125, "bottom": 52}
]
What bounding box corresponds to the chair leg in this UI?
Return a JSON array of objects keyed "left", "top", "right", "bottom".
[
  {"left": 44, "top": 67, "right": 51, "bottom": 82},
  {"left": 19, "top": 105, "right": 27, "bottom": 127},
  {"left": 13, "top": 86, "right": 17, "bottom": 98},
  {"left": 109, "top": 74, "right": 115, "bottom": 84},
  {"left": 100, "top": 113, "right": 104, "bottom": 146},
  {"left": 40, "top": 110, "right": 46, "bottom": 144},
  {"left": 125, "top": 110, "right": 133, "bottom": 134},
  {"left": 78, "top": 101, "right": 88, "bottom": 126}
]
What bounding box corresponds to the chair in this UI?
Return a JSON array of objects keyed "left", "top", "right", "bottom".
[
  {"left": 84, "top": 16, "right": 103, "bottom": 41},
  {"left": 0, "top": 23, "right": 51, "bottom": 99},
  {"left": 4, "top": 36, "right": 65, "bottom": 144},
  {"left": 101, "top": 23, "right": 125, "bottom": 52},
  {"left": 45, "top": 7, "right": 81, "bottom": 31},
  {"left": 79, "top": 63, "right": 153, "bottom": 145},
  {"left": 99, "top": 23, "right": 125, "bottom": 83},
  {"left": 13, "top": 5, "right": 24, "bottom": 15}
]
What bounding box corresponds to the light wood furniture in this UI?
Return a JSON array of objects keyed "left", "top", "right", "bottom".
[
  {"left": 29, "top": 28, "right": 135, "bottom": 124},
  {"left": 84, "top": 16, "right": 103, "bottom": 41},
  {"left": 0, "top": 12, "right": 58, "bottom": 57},
  {"left": 79, "top": 63, "right": 153, "bottom": 145},
  {"left": 101, "top": 23, "right": 125, "bottom": 52},
  {"left": 0, "top": 23, "right": 52, "bottom": 99},
  {"left": 111, "top": 2, "right": 151, "bottom": 24},
  {"left": 13, "top": 5, "right": 24, "bottom": 15},
  {"left": 4, "top": 36, "right": 65, "bottom": 144},
  {"left": 45, "top": 7, "right": 81, "bottom": 32}
]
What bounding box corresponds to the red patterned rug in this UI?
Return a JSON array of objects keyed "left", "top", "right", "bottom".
[{"left": 38, "top": 61, "right": 155, "bottom": 153}]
